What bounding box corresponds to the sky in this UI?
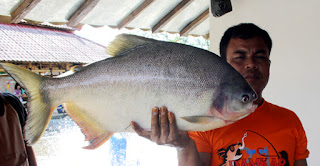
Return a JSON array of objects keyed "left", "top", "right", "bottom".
[{"left": 74, "top": 24, "right": 125, "bottom": 46}]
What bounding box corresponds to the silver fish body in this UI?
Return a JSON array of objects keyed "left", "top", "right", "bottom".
[{"left": 0, "top": 34, "right": 257, "bottom": 149}]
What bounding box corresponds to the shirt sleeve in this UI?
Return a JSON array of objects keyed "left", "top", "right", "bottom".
[
  {"left": 188, "top": 131, "right": 213, "bottom": 153},
  {"left": 2, "top": 93, "right": 27, "bottom": 129},
  {"left": 293, "top": 116, "right": 309, "bottom": 160}
]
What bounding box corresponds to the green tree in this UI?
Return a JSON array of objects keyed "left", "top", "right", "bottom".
[{"left": 126, "top": 29, "right": 209, "bottom": 50}]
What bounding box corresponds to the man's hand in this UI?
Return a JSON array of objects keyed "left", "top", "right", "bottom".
[
  {"left": 131, "top": 106, "right": 192, "bottom": 149},
  {"left": 131, "top": 106, "right": 211, "bottom": 166}
]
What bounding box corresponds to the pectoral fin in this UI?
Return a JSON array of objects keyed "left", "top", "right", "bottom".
[
  {"left": 180, "top": 116, "right": 216, "bottom": 124},
  {"left": 63, "top": 103, "right": 113, "bottom": 149}
]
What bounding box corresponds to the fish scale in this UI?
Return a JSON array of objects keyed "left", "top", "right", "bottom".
[{"left": 0, "top": 34, "right": 257, "bottom": 149}]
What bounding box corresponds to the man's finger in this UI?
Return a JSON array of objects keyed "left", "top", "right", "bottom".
[
  {"left": 160, "top": 106, "right": 169, "bottom": 143},
  {"left": 131, "top": 121, "right": 151, "bottom": 140},
  {"left": 168, "top": 112, "right": 179, "bottom": 142},
  {"left": 150, "top": 107, "right": 160, "bottom": 142}
]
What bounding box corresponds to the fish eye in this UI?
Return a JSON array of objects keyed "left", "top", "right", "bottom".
[{"left": 241, "top": 95, "right": 250, "bottom": 103}]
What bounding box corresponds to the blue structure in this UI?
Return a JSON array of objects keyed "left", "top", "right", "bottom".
[{"left": 110, "top": 135, "right": 127, "bottom": 166}]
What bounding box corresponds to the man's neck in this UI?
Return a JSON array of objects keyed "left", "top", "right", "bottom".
[{"left": 254, "top": 96, "right": 264, "bottom": 106}]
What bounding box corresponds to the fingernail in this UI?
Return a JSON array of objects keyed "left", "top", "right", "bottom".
[
  {"left": 130, "top": 122, "right": 135, "bottom": 128},
  {"left": 152, "top": 107, "right": 159, "bottom": 115},
  {"left": 161, "top": 107, "right": 167, "bottom": 115},
  {"left": 160, "top": 106, "right": 167, "bottom": 111}
]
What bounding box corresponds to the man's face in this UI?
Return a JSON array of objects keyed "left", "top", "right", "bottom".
[{"left": 226, "top": 36, "right": 270, "bottom": 97}]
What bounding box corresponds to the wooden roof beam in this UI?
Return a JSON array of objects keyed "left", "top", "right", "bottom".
[
  {"left": 152, "top": 0, "right": 194, "bottom": 33},
  {"left": 11, "top": 0, "right": 42, "bottom": 23},
  {"left": 180, "top": 8, "right": 209, "bottom": 36},
  {"left": 117, "top": 0, "right": 155, "bottom": 30},
  {"left": 67, "top": 0, "right": 100, "bottom": 27}
]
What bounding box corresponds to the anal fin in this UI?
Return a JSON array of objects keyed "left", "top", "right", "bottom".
[
  {"left": 84, "top": 132, "right": 113, "bottom": 149},
  {"left": 63, "top": 103, "right": 113, "bottom": 149}
]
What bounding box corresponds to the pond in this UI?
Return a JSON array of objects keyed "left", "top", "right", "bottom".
[{"left": 32, "top": 116, "right": 178, "bottom": 166}]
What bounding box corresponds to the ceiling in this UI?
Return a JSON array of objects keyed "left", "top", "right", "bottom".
[{"left": 0, "top": 0, "right": 231, "bottom": 38}]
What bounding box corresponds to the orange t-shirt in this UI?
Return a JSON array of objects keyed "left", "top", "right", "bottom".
[{"left": 188, "top": 100, "right": 309, "bottom": 166}]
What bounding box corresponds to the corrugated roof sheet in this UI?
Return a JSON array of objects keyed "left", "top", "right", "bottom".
[{"left": 0, "top": 23, "right": 109, "bottom": 64}]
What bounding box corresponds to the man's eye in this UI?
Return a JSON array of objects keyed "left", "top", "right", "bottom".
[
  {"left": 257, "top": 56, "right": 267, "bottom": 59},
  {"left": 234, "top": 56, "right": 245, "bottom": 60},
  {"left": 256, "top": 56, "right": 269, "bottom": 61}
]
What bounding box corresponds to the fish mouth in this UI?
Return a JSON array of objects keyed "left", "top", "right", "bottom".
[
  {"left": 248, "top": 103, "right": 258, "bottom": 113},
  {"left": 232, "top": 103, "right": 257, "bottom": 121},
  {"left": 210, "top": 100, "right": 258, "bottom": 123}
]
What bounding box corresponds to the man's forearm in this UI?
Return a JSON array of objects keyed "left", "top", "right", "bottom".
[
  {"left": 177, "top": 139, "right": 208, "bottom": 166},
  {"left": 26, "top": 145, "right": 37, "bottom": 166}
]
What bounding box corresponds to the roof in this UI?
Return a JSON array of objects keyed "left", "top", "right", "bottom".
[
  {"left": 0, "top": 23, "right": 109, "bottom": 64},
  {"left": 0, "top": 0, "right": 217, "bottom": 38}
]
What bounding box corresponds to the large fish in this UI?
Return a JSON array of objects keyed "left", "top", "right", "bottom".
[{"left": 0, "top": 34, "right": 257, "bottom": 149}]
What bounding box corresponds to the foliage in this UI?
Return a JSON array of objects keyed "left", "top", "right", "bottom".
[{"left": 126, "top": 29, "right": 210, "bottom": 50}]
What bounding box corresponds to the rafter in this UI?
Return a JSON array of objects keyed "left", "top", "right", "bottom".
[
  {"left": 67, "top": 0, "right": 100, "bottom": 27},
  {"left": 180, "top": 8, "right": 209, "bottom": 36},
  {"left": 117, "top": 0, "right": 154, "bottom": 30},
  {"left": 11, "top": 0, "right": 42, "bottom": 23},
  {"left": 152, "top": 0, "right": 194, "bottom": 33}
]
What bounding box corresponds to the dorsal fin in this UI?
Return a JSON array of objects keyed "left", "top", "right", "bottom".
[{"left": 106, "top": 34, "right": 158, "bottom": 57}]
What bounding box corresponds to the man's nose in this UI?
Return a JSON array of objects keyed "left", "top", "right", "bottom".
[{"left": 245, "top": 58, "right": 258, "bottom": 69}]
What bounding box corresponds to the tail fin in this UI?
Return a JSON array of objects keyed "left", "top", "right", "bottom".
[{"left": 0, "top": 63, "right": 53, "bottom": 145}]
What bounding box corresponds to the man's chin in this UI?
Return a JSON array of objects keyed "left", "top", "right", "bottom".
[
  {"left": 245, "top": 77, "right": 259, "bottom": 83},
  {"left": 246, "top": 82, "right": 261, "bottom": 94}
]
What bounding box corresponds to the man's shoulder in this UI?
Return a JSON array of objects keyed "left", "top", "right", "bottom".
[
  {"left": 1, "top": 93, "right": 25, "bottom": 110},
  {"left": 263, "top": 100, "right": 299, "bottom": 118},
  {"left": 1, "top": 93, "right": 27, "bottom": 127},
  {"left": 264, "top": 101, "right": 291, "bottom": 111},
  {"left": 2, "top": 92, "right": 20, "bottom": 101}
]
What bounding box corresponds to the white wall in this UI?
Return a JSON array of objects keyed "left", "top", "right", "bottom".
[{"left": 209, "top": 0, "right": 319, "bottom": 165}]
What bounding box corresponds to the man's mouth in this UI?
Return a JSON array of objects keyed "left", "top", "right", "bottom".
[{"left": 244, "top": 74, "right": 260, "bottom": 81}]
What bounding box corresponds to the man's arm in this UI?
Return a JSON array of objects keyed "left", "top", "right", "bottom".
[
  {"left": 294, "top": 159, "right": 307, "bottom": 166},
  {"left": 177, "top": 141, "right": 211, "bottom": 166},
  {"left": 26, "top": 145, "right": 37, "bottom": 166},
  {"left": 131, "top": 106, "right": 211, "bottom": 166}
]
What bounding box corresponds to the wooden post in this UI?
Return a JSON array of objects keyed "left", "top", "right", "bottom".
[{"left": 28, "top": 62, "right": 32, "bottom": 71}]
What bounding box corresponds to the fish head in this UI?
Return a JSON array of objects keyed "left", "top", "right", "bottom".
[{"left": 210, "top": 76, "right": 258, "bottom": 122}]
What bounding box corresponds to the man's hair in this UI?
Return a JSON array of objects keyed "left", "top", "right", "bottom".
[{"left": 219, "top": 23, "right": 272, "bottom": 60}]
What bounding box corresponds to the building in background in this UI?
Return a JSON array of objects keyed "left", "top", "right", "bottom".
[{"left": 0, "top": 23, "right": 109, "bottom": 94}]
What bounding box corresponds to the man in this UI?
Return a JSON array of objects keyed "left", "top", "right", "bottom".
[
  {"left": 131, "top": 23, "right": 309, "bottom": 166},
  {"left": 0, "top": 93, "right": 37, "bottom": 166}
]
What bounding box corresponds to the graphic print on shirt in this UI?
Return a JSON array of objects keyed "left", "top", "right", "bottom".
[{"left": 217, "top": 131, "right": 289, "bottom": 166}]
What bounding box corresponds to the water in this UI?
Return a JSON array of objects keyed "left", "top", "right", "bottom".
[{"left": 32, "top": 116, "right": 178, "bottom": 166}]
